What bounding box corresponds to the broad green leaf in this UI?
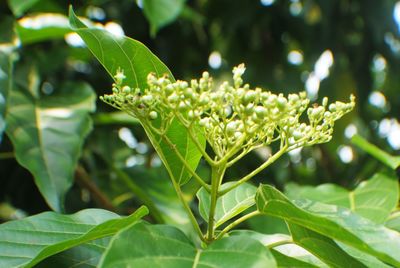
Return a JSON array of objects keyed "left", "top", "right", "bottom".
[
  {"left": 197, "top": 182, "right": 257, "bottom": 227},
  {"left": 352, "top": 134, "right": 400, "bottom": 170},
  {"left": 7, "top": 0, "right": 40, "bottom": 17},
  {"left": 229, "top": 230, "right": 325, "bottom": 267},
  {"left": 287, "top": 223, "right": 366, "bottom": 268},
  {"left": 337, "top": 243, "right": 392, "bottom": 268},
  {"left": 36, "top": 238, "right": 110, "bottom": 268},
  {"left": 16, "top": 13, "right": 71, "bottom": 44},
  {"left": 5, "top": 81, "right": 96, "bottom": 211},
  {"left": 0, "top": 206, "right": 148, "bottom": 268},
  {"left": 385, "top": 211, "right": 400, "bottom": 232},
  {"left": 285, "top": 172, "right": 398, "bottom": 224},
  {"left": 69, "top": 7, "right": 205, "bottom": 185},
  {"left": 99, "top": 222, "right": 277, "bottom": 267},
  {"left": 0, "top": 51, "right": 15, "bottom": 143},
  {"left": 270, "top": 249, "right": 319, "bottom": 268},
  {"left": 142, "top": 0, "right": 186, "bottom": 37},
  {"left": 256, "top": 184, "right": 400, "bottom": 267}
]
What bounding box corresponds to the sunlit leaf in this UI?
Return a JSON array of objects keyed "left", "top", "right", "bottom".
[
  {"left": 5, "top": 81, "right": 96, "bottom": 211},
  {"left": 197, "top": 182, "right": 256, "bottom": 227},
  {"left": 256, "top": 184, "right": 400, "bottom": 267},
  {"left": 69, "top": 6, "right": 205, "bottom": 185},
  {"left": 98, "top": 222, "right": 277, "bottom": 267},
  {"left": 0, "top": 207, "right": 148, "bottom": 268},
  {"left": 285, "top": 172, "right": 398, "bottom": 224},
  {"left": 16, "top": 13, "right": 71, "bottom": 44},
  {"left": 142, "top": 0, "right": 186, "bottom": 37}
]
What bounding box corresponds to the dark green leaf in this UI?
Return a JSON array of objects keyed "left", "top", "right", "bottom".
[
  {"left": 98, "top": 222, "right": 277, "bottom": 267},
  {"left": 0, "top": 51, "right": 15, "bottom": 143},
  {"left": 287, "top": 223, "right": 366, "bottom": 268},
  {"left": 285, "top": 172, "right": 399, "bottom": 224},
  {"left": 197, "top": 182, "right": 256, "bottom": 227},
  {"left": 5, "top": 81, "right": 96, "bottom": 211},
  {"left": 0, "top": 206, "right": 148, "bottom": 268},
  {"left": 69, "top": 7, "right": 205, "bottom": 185},
  {"left": 36, "top": 238, "right": 110, "bottom": 268},
  {"left": 7, "top": 0, "right": 40, "bottom": 17},
  {"left": 142, "top": 0, "right": 186, "bottom": 37},
  {"left": 256, "top": 184, "right": 400, "bottom": 267}
]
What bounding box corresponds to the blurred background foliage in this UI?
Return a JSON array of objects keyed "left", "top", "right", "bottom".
[{"left": 0, "top": 0, "right": 399, "bottom": 233}]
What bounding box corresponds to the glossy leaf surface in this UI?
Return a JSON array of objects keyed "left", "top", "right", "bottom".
[
  {"left": 0, "top": 207, "right": 148, "bottom": 268},
  {"left": 69, "top": 7, "right": 205, "bottom": 185},
  {"left": 256, "top": 184, "right": 400, "bottom": 267},
  {"left": 5, "top": 82, "right": 96, "bottom": 211},
  {"left": 99, "top": 222, "right": 276, "bottom": 267},
  {"left": 197, "top": 182, "right": 256, "bottom": 227},
  {"left": 285, "top": 172, "right": 398, "bottom": 224}
]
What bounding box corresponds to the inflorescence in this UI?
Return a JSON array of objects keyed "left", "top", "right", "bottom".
[{"left": 101, "top": 64, "right": 355, "bottom": 160}]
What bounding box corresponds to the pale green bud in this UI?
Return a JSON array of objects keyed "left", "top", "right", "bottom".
[{"left": 149, "top": 111, "right": 158, "bottom": 120}]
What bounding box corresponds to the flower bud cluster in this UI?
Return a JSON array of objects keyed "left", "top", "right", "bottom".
[{"left": 101, "top": 65, "right": 355, "bottom": 156}]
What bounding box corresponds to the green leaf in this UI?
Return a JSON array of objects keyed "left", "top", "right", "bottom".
[
  {"left": 385, "top": 211, "right": 400, "bottom": 232},
  {"left": 69, "top": 7, "right": 205, "bottom": 185},
  {"left": 197, "top": 182, "right": 257, "bottom": 227},
  {"left": 16, "top": 13, "right": 71, "bottom": 44},
  {"left": 351, "top": 134, "right": 400, "bottom": 170},
  {"left": 142, "top": 0, "right": 186, "bottom": 37},
  {"left": 0, "top": 51, "right": 15, "bottom": 143},
  {"left": 229, "top": 230, "right": 326, "bottom": 267},
  {"left": 270, "top": 249, "right": 320, "bottom": 268},
  {"left": 287, "top": 223, "right": 366, "bottom": 268},
  {"left": 0, "top": 206, "right": 148, "bottom": 268},
  {"left": 36, "top": 238, "right": 110, "bottom": 268},
  {"left": 285, "top": 172, "right": 399, "bottom": 224},
  {"left": 256, "top": 184, "right": 400, "bottom": 267},
  {"left": 7, "top": 0, "right": 40, "bottom": 17},
  {"left": 5, "top": 81, "right": 96, "bottom": 211},
  {"left": 98, "top": 222, "right": 277, "bottom": 267}
]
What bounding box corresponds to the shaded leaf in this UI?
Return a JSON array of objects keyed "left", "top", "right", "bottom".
[
  {"left": 256, "top": 184, "right": 400, "bottom": 267},
  {"left": 36, "top": 238, "right": 110, "bottom": 268},
  {"left": 69, "top": 7, "right": 205, "bottom": 185},
  {"left": 197, "top": 182, "right": 256, "bottom": 227},
  {"left": 0, "top": 51, "right": 15, "bottom": 143},
  {"left": 142, "top": 0, "right": 186, "bottom": 37},
  {"left": 287, "top": 223, "right": 366, "bottom": 268},
  {"left": 99, "top": 222, "right": 276, "bottom": 267},
  {"left": 7, "top": 0, "right": 40, "bottom": 17},
  {"left": 385, "top": 211, "right": 400, "bottom": 232},
  {"left": 0, "top": 206, "right": 148, "bottom": 268},
  {"left": 5, "top": 81, "right": 96, "bottom": 211},
  {"left": 285, "top": 172, "right": 398, "bottom": 224}
]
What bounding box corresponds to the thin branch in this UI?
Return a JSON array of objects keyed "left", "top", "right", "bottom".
[{"left": 216, "top": 211, "right": 261, "bottom": 239}]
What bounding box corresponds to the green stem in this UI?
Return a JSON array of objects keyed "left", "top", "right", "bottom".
[
  {"left": 266, "top": 239, "right": 293, "bottom": 249},
  {"left": 171, "top": 178, "right": 206, "bottom": 242},
  {"left": 216, "top": 211, "right": 260, "bottom": 239},
  {"left": 112, "top": 166, "right": 164, "bottom": 223},
  {"left": 207, "top": 165, "right": 226, "bottom": 242},
  {"left": 219, "top": 144, "right": 288, "bottom": 196},
  {"left": 160, "top": 131, "right": 211, "bottom": 192}
]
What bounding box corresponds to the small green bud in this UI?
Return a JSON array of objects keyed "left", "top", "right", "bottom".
[
  {"left": 122, "top": 86, "right": 131, "bottom": 94},
  {"left": 149, "top": 111, "right": 158, "bottom": 120}
]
